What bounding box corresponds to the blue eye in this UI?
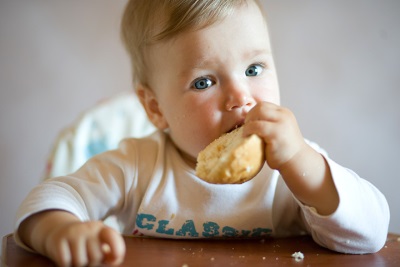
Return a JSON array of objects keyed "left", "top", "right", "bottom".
[
  {"left": 193, "top": 77, "right": 213, "bottom": 90},
  {"left": 245, "top": 65, "right": 263, "bottom": 76}
]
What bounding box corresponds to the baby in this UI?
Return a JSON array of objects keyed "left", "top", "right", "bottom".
[{"left": 14, "top": 0, "right": 390, "bottom": 266}]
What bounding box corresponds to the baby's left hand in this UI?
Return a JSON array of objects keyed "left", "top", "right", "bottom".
[
  {"left": 243, "top": 102, "right": 307, "bottom": 171},
  {"left": 244, "top": 102, "right": 339, "bottom": 215}
]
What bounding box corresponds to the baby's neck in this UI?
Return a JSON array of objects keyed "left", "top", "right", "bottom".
[
  {"left": 177, "top": 148, "right": 197, "bottom": 169},
  {"left": 165, "top": 132, "right": 197, "bottom": 169}
]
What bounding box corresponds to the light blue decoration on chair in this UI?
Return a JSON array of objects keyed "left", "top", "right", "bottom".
[
  {"left": 86, "top": 137, "right": 108, "bottom": 159},
  {"left": 44, "top": 91, "right": 157, "bottom": 180}
]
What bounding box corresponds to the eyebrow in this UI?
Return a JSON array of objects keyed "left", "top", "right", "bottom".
[
  {"left": 243, "top": 48, "right": 272, "bottom": 60},
  {"left": 192, "top": 48, "right": 271, "bottom": 68},
  {"left": 178, "top": 47, "right": 272, "bottom": 78},
  {"left": 190, "top": 57, "right": 215, "bottom": 70},
  {"left": 176, "top": 54, "right": 215, "bottom": 78}
]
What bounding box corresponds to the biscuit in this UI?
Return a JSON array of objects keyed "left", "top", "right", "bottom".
[{"left": 195, "top": 127, "right": 264, "bottom": 184}]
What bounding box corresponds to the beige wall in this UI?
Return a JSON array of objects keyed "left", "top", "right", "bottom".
[{"left": 0, "top": 0, "right": 399, "bottom": 244}]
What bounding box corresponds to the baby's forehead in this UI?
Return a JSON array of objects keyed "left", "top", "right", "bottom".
[
  {"left": 152, "top": 0, "right": 267, "bottom": 43},
  {"left": 146, "top": 3, "right": 272, "bottom": 67}
]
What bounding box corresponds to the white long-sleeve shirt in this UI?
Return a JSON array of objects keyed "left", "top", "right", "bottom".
[{"left": 15, "top": 131, "right": 390, "bottom": 254}]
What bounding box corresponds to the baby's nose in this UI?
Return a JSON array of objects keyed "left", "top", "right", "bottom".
[{"left": 224, "top": 86, "right": 255, "bottom": 111}]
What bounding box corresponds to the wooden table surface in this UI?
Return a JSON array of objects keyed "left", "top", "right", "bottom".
[{"left": 2, "top": 233, "right": 400, "bottom": 267}]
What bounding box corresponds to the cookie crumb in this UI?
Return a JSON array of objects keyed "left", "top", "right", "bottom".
[{"left": 292, "top": 251, "right": 304, "bottom": 262}]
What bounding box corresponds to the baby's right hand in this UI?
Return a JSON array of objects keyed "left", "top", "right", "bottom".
[
  {"left": 44, "top": 221, "right": 125, "bottom": 266},
  {"left": 19, "top": 210, "right": 125, "bottom": 267}
]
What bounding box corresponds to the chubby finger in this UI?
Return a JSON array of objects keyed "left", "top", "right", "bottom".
[
  {"left": 86, "top": 237, "right": 104, "bottom": 266},
  {"left": 50, "top": 239, "right": 71, "bottom": 267},
  {"left": 245, "top": 102, "right": 282, "bottom": 123},
  {"left": 99, "top": 227, "right": 126, "bottom": 265},
  {"left": 69, "top": 237, "right": 88, "bottom": 267},
  {"left": 243, "top": 117, "right": 274, "bottom": 139}
]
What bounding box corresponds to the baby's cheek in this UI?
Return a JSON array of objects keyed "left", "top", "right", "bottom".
[{"left": 255, "top": 80, "right": 280, "bottom": 105}]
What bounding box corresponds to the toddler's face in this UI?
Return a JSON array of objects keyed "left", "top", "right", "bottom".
[{"left": 145, "top": 1, "right": 279, "bottom": 167}]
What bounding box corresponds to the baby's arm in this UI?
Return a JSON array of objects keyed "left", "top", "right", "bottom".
[
  {"left": 18, "top": 210, "right": 125, "bottom": 267},
  {"left": 244, "top": 102, "right": 339, "bottom": 215}
]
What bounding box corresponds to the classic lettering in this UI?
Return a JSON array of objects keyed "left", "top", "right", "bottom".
[{"left": 135, "top": 213, "right": 272, "bottom": 238}]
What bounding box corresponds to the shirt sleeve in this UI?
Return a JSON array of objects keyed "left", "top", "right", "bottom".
[
  {"left": 297, "top": 143, "right": 390, "bottom": 254},
  {"left": 13, "top": 137, "right": 143, "bottom": 251}
]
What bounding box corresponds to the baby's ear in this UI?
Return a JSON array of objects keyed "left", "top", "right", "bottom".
[{"left": 136, "top": 85, "right": 169, "bottom": 130}]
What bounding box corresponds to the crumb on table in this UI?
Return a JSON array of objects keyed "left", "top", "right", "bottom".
[{"left": 291, "top": 251, "right": 304, "bottom": 262}]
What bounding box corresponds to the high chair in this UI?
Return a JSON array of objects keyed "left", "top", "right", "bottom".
[{"left": 43, "top": 90, "right": 156, "bottom": 180}]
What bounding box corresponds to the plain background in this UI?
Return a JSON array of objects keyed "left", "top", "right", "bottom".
[{"left": 1, "top": 0, "right": 399, "bottom": 251}]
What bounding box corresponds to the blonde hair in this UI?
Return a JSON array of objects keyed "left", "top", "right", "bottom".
[{"left": 121, "top": 0, "right": 263, "bottom": 87}]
